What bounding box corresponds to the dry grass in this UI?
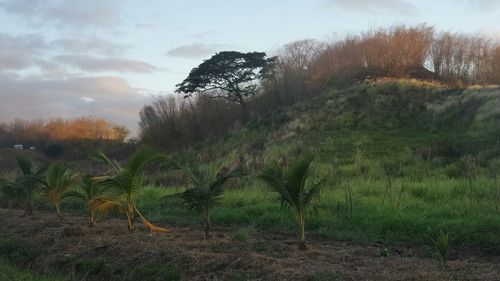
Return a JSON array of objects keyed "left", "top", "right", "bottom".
[
  {"left": 1, "top": 209, "right": 499, "bottom": 281},
  {"left": 365, "top": 77, "right": 446, "bottom": 89}
]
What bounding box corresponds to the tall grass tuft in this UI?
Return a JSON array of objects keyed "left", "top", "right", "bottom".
[{"left": 433, "top": 231, "right": 451, "bottom": 267}]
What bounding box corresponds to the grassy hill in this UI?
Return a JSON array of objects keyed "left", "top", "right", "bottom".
[
  {"left": 3, "top": 80, "right": 500, "bottom": 281},
  {"left": 172, "top": 79, "right": 500, "bottom": 174},
  {"left": 4, "top": 80, "right": 500, "bottom": 245},
  {"left": 5, "top": 80, "right": 500, "bottom": 247}
]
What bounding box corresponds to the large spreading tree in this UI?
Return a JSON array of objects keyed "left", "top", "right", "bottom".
[{"left": 175, "top": 51, "right": 276, "bottom": 112}]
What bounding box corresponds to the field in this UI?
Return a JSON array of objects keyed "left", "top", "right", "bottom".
[
  {"left": 141, "top": 178, "right": 500, "bottom": 245},
  {"left": 1, "top": 208, "right": 500, "bottom": 281},
  {"left": 2, "top": 82, "right": 500, "bottom": 280},
  {"left": 2, "top": 172, "right": 500, "bottom": 280}
]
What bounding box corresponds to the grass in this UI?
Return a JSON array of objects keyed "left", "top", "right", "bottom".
[
  {"left": 7, "top": 81, "right": 500, "bottom": 252},
  {"left": 0, "top": 260, "right": 61, "bottom": 281},
  {"left": 1, "top": 81, "right": 500, "bottom": 281},
  {"left": 129, "top": 171, "right": 500, "bottom": 248}
]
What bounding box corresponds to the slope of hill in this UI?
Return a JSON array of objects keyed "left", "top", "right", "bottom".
[
  {"left": 128, "top": 80, "right": 500, "bottom": 247},
  {"left": 174, "top": 80, "right": 500, "bottom": 177},
  {"left": 2, "top": 80, "right": 500, "bottom": 281}
]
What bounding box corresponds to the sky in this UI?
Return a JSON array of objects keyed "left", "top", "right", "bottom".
[{"left": 0, "top": 0, "right": 499, "bottom": 136}]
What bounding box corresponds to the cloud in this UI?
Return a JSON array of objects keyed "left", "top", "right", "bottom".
[
  {"left": 166, "top": 43, "right": 226, "bottom": 58},
  {"left": 0, "top": 32, "right": 151, "bottom": 75},
  {"left": 327, "top": 0, "right": 415, "bottom": 15},
  {"left": 0, "top": 33, "right": 47, "bottom": 70},
  {"left": 0, "top": 32, "right": 143, "bottom": 75},
  {"left": 464, "top": 0, "right": 500, "bottom": 10},
  {"left": 135, "top": 23, "right": 153, "bottom": 30},
  {"left": 55, "top": 55, "right": 158, "bottom": 73},
  {"left": 191, "top": 29, "right": 222, "bottom": 39},
  {"left": 52, "top": 36, "right": 128, "bottom": 56},
  {"left": 0, "top": 74, "right": 152, "bottom": 134},
  {"left": 0, "top": 0, "right": 123, "bottom": 29}
]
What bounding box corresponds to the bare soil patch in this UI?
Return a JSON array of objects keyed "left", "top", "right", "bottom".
[{"left": 0, "top": 209, "right": 499, "bottom": 281}]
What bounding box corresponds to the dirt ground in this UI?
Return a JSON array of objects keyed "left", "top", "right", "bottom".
[{"left": 0, "top": 209, "right": 499, "bottom": 281}]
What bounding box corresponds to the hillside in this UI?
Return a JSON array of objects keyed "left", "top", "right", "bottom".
[
  {"left": 2, "top": 80, "right": 500, "bottom": 281},
  {"left": 133, "top": 80, "right": 500, "bottom": 247},
  {"left": 168, "top": 80, "right": 500, "bottom": 178}
]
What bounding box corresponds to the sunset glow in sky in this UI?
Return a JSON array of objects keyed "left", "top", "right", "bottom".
[{"left": 1, "top": 0, "right": 499, "bottom": 134}]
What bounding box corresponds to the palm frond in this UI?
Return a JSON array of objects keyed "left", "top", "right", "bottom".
[
  {"left": 180, "top": 185, "right": 224, "bottom": 213},
  {"left": 133, "top": 205, "right": 171, "bottom": 233},
  {"left": 38, "top": 163, "right": 80, "bottom": 198},
  {"left": 0, "top": 179, "right": 25, "bottom": 201},
  {"left": 125, "top": 147, "right": 166, "bottom": 179},
  {"left": 259, "top": 155, "right": 319, "bottom": 213},
  {"left": 303, "top": 179, "right": 324, "bottom": 206},
  {"left": 259, "top": 161, "right": 298, "bottom": 209},
  {"left": 15, "top": 155, "right": 33, "bottom": 175},
  {"left": 63, "top": 175, "right": 104, "bottom": 202},
  {"left": 172, "top": 161, "right": 207, "bottom": 186},
  {"left": 62, "top": 190, "right": 86, "bottom": 201},
  {"left": 88, "top": 149, "right": 122, "bottom": 173},
  {"left": 88, "top": 197, "right": 126, "bottom": 214},
  {"left": 285, "top": 155, "right": 314, "bottom": 199},
  {"left": 79, "top": 175, "right": 95, "bottom": 200},
  {"left": 213, "top": 166, "right": 245, "bottom": 188}
]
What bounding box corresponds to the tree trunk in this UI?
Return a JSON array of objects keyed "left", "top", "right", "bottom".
[
  {"left": 126, "top": 210, "right": 134, "bottom": 231},
  {"left": 127, "top": 195, "right": 135, "bottom": 230},
  {"left": 203, "top": 213, "right": 212, "bottom": 240},
  {"left": 298, "top": 216, "right": 308, "bottom": 251},
  {"left": 54, "top": 200, "right": 62, "bottom": 219},
  {"left": 89, "top": 210, "right": 95, "bottom": 228}
]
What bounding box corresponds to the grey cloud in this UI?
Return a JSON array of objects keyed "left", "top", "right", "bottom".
[
  {"left": 0, "top": 74, "right": 151, "bottom": 134},
  {"left": 0, "top": 0, "right": 123, "bottom": 29},
  {"left": 327, "top": 0, "right": 415, "bottom": 15},
  {"left": 52, "top": 36, "right": 128, "bottom": 56},
  {"left": 191, "top": 29, "right": 222, "bottom": 39},
  {"left": 135, "top": 23, "right": 153, "bottom": 29},
  {"left": 166, "top": 43, "right": 226, "bottom": 58},
  {"left": 55, "top": 55, "right": 158, "bottom": 73},
  {"left": 0, "top": 32, "right": 140, "bottom": 75},
  {"left": 464, "top": 0, "right": 500, "bottom": 10},
  {"left": 0, "top": 33, "right": 47, "bottom": 70}
]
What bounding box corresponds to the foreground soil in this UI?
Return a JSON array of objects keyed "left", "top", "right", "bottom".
[{"left": 0, "top": 209, "right": 499, "bottom": 281}]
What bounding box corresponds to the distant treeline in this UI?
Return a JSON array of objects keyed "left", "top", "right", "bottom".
[
  {"left": 140, "top": 24, "right": 500, "bottom": 150},
  {"left": 0, "top": 117, "right": 129, "bottom": 148}
]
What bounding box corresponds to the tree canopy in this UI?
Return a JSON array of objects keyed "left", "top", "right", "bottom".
[{"left": 175, "top": 51, "right": 276, "bottom": 108}]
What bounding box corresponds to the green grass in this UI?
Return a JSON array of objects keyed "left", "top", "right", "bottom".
[
  {"left": 132, "top": 171, "right": 500, "bottom": 247},
  {"left": 12, "top": 82, "right": 500, "bottom": 250},
  {"left": 0, "top": 261, "right": 61, "bottom": 281}
]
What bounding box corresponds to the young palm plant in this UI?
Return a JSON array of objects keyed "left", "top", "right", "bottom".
[
  {"left": 170, "top": 161, "right": 243, "bottom": 240},
  {"left": 37, "top": 163, "right": 80, "bottom": 218},
  {"left": 63, "top": 175, "right": 103, "bottom": 227},
  {"left": 0, "top": 156, "right": 45, "bottom": 216},
  {"left": 259, "top": 155, "right": 322, "bottom": 250},
  {"left": 88, "top": 148, "right": 170, "bottom": 232},
  {"left": 0, "top": 177, "right": 25, "bottom": 210}
]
